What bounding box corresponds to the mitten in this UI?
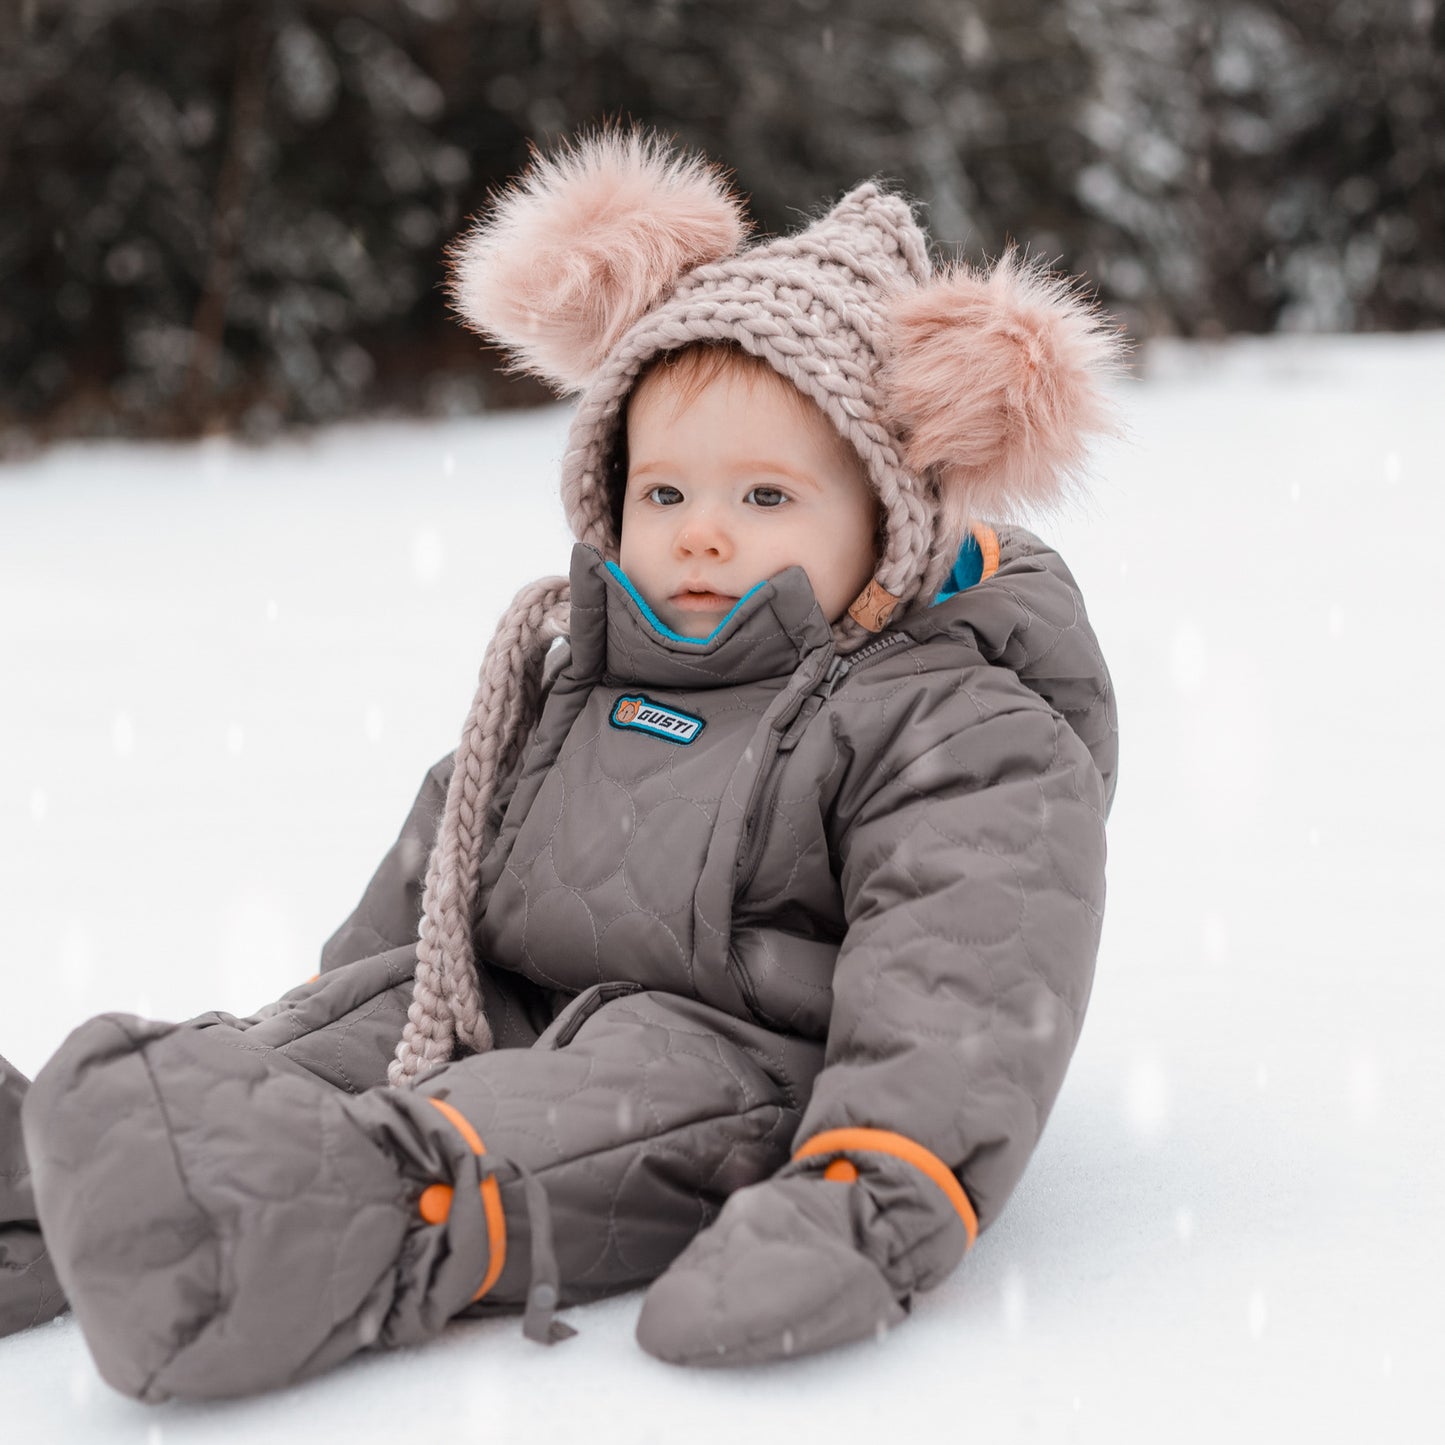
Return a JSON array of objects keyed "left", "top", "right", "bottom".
[{"left": 636, "top": 1135, "right": 976, "bottom": 1366}]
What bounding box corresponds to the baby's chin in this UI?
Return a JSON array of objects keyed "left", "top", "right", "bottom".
[
  {"left": 643, "top": 594, "right": 737, "bottom": 637},
  {"left": 660, "top": 607, "right": 731, "bottom": 638}
]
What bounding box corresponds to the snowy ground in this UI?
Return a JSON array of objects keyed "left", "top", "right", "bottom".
[{"left": 2, "top": 332, "right": 1442, "bottom": 1442}]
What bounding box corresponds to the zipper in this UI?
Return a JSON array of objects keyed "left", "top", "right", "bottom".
[
  {"left": 725, "top": 941, "right": 768, "bottom": 1024},
  {"left": 734, "top": 731, "right": 788, "bottom": 896},
  {"left": 732, "top": 647, "right": 833, "bottom": 896},
  {"left": 816, "top": 630, "right": 910, "bottom": 699},
  {"left": 726, "top": 630, "right": 913, "bottom": 1019},
  {"left": 733, "top": 632, "right": 908, "bottom": 896}
]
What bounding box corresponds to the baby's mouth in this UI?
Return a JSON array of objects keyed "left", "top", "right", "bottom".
[{"left": 671, "top": 588, "right": 738, "bottom": 611}]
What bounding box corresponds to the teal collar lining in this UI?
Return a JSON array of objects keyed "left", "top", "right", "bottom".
[
  {"left": 933, "top": 533, "right": 985, "bottom": 604},
  {"left": 604, "top": 562, "right": 769, "bottom": 644},
  {"left": 605, "top": 531, "right": 984, "bottom": 644}
]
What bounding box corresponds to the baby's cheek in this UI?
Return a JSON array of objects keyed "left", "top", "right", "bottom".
[{"left": 617, "top": 517, "right": 647, "bottom": 576}]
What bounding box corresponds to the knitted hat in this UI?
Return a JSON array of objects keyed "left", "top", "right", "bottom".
[
  {"left": 451, "top": 126, "right": 1126, "bottom": 637},
  {"left": 387, "top": 128, "right": 1126, "bottom": 1084}
]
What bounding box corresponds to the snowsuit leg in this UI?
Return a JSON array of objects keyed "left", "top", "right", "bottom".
[
  {"left": 20, "top": 950, "right": 822, "bottom": 1402},
  {"left": 0, "top": 1053, "right": 67, "bottom": 1337},
  {"left": 410, "top": 985, "right": 822, "bottom": 1312},
  {"left": 200, "top": 958, "right": 824, "bottom": 1316}
]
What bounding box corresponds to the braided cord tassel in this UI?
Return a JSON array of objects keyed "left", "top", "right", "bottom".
[{"left": 389, "top": 576, "right": 571, "bottom": 1087}]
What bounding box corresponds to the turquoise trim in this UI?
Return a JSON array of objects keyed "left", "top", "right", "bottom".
[
  {"left": 604, "top": 561, "right": 768, "bottom": 644},
  {"left": 933, "top": 534, "right": 985, "bottom": 604}
]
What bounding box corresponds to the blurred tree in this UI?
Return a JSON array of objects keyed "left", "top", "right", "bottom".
[
  {"left": 0, "top": 0, "right": 545, "bottom": 448},
  {"left": 1067, "top": 0, "right": 1445, "bottom": 335},
  {"left": 1, "top": 0, "right": 1440, "bottom": 451}
]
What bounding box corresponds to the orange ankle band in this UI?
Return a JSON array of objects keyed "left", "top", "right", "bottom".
[{"left": 424, "top": 1097, "right": 508, "bottom": 1300}]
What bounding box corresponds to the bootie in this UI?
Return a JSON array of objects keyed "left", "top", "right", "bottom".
[
  {"left": 1, "top": 1053, "right": 66, "bottom": 1336},
  {"left": 21, "top": 1013, "right": 494, "bottom": 1401}
]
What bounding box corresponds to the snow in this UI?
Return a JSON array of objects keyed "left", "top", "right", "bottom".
[{"left": 3, "top": 331, "right": 1442, "bottom": 1440}]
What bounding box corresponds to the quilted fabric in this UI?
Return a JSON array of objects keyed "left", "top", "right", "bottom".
[
  {"left": 12, "top": 521, "right": 1115, "bottom": 1394},
  {"left": 478, "top": 529, "right": 1112, "bottom": 1244},
  {"left": 21, "top": 975, "right": 822, "bottom": 1398},
  {"left": 0, "top": 1055, "right": 65, "bottom": 1335}
]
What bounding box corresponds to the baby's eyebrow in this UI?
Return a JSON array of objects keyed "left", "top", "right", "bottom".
[
  {"left": 628, "top": 459, "right": 822, "bottom": 493},
  {"left": 731, "top": 460, "right": 821, "bottom": 492},
  {"left": 629, "top": 461, "right": 675, "bottom": 480}
]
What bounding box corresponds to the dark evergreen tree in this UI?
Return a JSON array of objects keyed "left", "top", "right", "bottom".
[
  {"left": 1, "top": 0, "right": 1440, "bottom": 451},
  {"left": 0, "top": 0, "right": 545, "bottom": 449},
  {"left": 1066, "top": 0, "right": 1445, "bottom": 335}
]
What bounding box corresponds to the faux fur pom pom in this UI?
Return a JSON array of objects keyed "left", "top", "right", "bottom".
[
  {"left": 446, "top": 128, "right": 750, "bottom": 393},
  {"left": 883, "top": 251, "right": 1128, "bottom": 524}
]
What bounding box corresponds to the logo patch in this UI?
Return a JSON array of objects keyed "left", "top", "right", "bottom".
[{"left": 609, "top": 693, "right": 705, "bottom": 744}]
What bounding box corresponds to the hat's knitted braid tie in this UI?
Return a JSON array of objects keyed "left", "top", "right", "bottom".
[{"left": 389, "top": 576, "right": 571, "bottom": 1087}]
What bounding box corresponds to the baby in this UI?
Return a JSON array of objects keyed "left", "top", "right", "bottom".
[
  {"left": 3, "top": 129, "right": 1123, "bottom": 1399},
  {"left": 618, "top": 345, "right": 880, "bottom": 642}
]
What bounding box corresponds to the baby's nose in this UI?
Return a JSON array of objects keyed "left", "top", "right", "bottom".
[{"left": 676, "top": 514, "right": 731, "bottom": 557}]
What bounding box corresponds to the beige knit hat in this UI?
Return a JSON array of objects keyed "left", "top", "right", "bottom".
[{"left": 387, "top": 127, "right": 1126, "bottom": 1083}]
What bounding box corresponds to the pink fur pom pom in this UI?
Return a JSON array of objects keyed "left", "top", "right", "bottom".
[
  {"left": 882, "top": 250, "right": 1129, "bottom": 525},
  {"left": 446, "top": 127, "right": 750, "bottom": 393}
]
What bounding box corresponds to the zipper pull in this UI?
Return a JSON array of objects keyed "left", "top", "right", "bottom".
[
  {"left": 817, "top": 655, "right": 850, "bottom": 700},
  {"left": 776, "top": 652, "right": 846, "bottom": 755},
  {"left": 816, "top": 631, "right": 909, "bottom": 702}
]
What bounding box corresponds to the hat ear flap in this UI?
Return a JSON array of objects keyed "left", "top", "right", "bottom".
[
  {"left": 882, "top": 250, "right": 1129, "bottom": 525},
  {"left": 446, "top": 127, "right": 750, "bottom": 394}
]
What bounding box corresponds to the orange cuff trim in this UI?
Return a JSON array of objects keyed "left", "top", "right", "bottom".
[
  {"left": 794, "top": 1127, "right": 979, "bottom": 1249},
  {"left": 971, "top": 523, "right": 1001, "bottom": 583},
  {"left": 423, "top": 1096, "right": 507, "bottom": 1302}
]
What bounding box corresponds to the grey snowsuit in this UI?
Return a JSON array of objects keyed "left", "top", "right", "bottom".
[{"left": 10, "top": 523, "right": 1116, "bottom": 1399}]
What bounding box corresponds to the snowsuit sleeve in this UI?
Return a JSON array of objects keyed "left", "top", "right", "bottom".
[{"left": 785, "top": 660, "right": 1109, "bottom": 1288}]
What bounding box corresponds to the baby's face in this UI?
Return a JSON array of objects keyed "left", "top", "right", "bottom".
[{"left": 618, "top": 361, "right": 879, "bottom": 638}]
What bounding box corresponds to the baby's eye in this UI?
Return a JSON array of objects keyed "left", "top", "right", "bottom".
[
  {"left": 643, "top": 484, "right": 683, "bottom": 506},
  {"left": 744, "top": 485, "right": 789, "bottom": 508}
]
